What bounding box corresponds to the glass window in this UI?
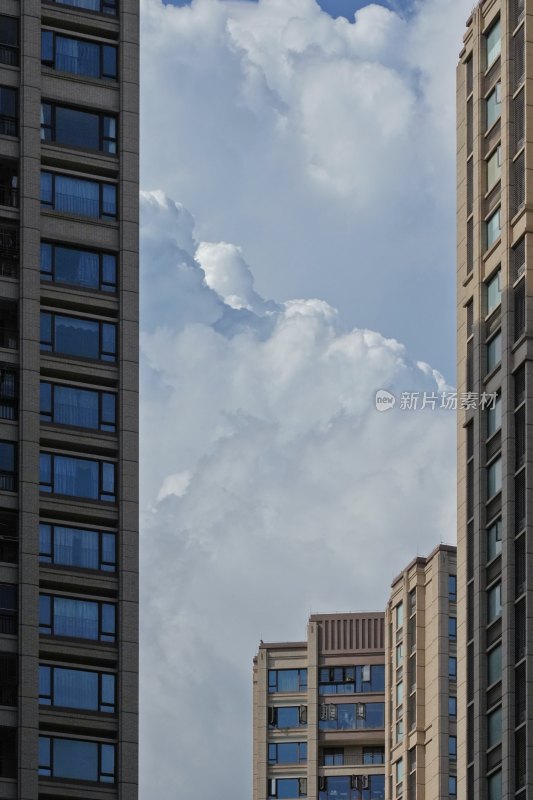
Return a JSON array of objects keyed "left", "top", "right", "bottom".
[
  {"left": 449, "top": 575, "right": 457, "bottom": 602},
  {"left": 396, "top": 642, "right": 403, "bottom": 667},
  {"left": 41, "top": 242, "right": 117, "bottom": 292},
  {"left": 39, "top": 665, "right": 115, "bottom": 713},
  {"left": 319, "top": 702, "right": 384, "bottom": 731},
  {"left": 40, "top": 172, "right": 117, "bottom": 220},
  {"left": 39, "top": 523, "right": 116, "bottom": 572},
  {"left": 487, "top": 519, "right": 502, "bottom": 561},
  {"left": 487, "top": 706, "right": 502, "bottom": 747},
  {"left": 396, "top": 758, "right": 403, "bottom": 783},
  {"left": 41, "top": 104, "right": 117, "bottom": 154},
  {"left": 487, "top": 332, "right": 502, "bottom": 372},
  {"left": 449, "top": 696, "right": 457, "bottom": 718},
  {"left": 395, "top": 603, "right": 403, "bottom": 629},
  {"left": 271, "top": 778, "right": 301, "bottom": 799},
  {"left": 487, "top": 583, "right": 502, "bottom": 623},
  {"left": 486, "top": 269, "right": 501, "bottom": 314},
  {"left": 449, "top": 617, "right": 457, "bottom": 641},
  {"left": 0, "top": 87, "right": 17, "bottom": 137},
  {"left": 486, "top": 19, "right": 501, "bottom": 67},
  {"left": 0, "top": 16, "right": 19, "bottom": 67},
  {"left": 449, "top": 776, "right": 457, "bottom": 796},
  {"left": 0, "top": 441, "right": 15, "bottom": 491},
  {"left": 47, "top": 0, "right": 117, "bottom": 15},
  {"left": 487, "top": 146, "right": 502, "bottom": 191},
  {"left": 488, "top": 770, "right": 502, "bottom": 800},
  {"left": 488, "top": 644, "right": 502, "bottom": 684},
  {"left": 269, "top": 706, "right": 303, "bottom": 729},
  {"left": 39, "top": 452, "right": 116, "bottom": 502},
  {"left": 486, "top": 83, "right": 501, "bottom": 129},
  {"left": 449, "top": 656, "right": 457, "bottom": 680},
  {"left": 268, "top": 742, "right": 307, "bottom": 765},
  {"left": 40, "top": 382, "right": 117, "bottom": 432},
  {"left": 41, "top": 32, "right": 117, "bottom": 81},
  {"left": 449, "top": 735, "right": 457, "bottom": 761},
  {"left": 38, "top": 736, "right": 115, "bottom": 783},
  {"left": 40, "top": 312, "right": 117, "bottom": 362},
  {"left": 396, "top": 718, "right": 404, "bottom": 742},
  {"left": 487, "top": 393, "right": 502, "bottom": 437},
  {"left": 487, "top": 457, "right": 502, "bottom": 498},
  {"left": 486, "top": 208, "right": 501, "bottom": 249},
  {"left": 268, "top": 669, "right": 307, "bottom": 693},
  {"left": 396, "top": 681, "right": 403, "bottom": 706},
  {"left": 39, "top": 594, "right": 116, "bottom": 642}
]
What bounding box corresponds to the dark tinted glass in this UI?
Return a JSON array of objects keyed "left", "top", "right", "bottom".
[{"left": 55, "top": 106, "right": 100, "bottom": 150}]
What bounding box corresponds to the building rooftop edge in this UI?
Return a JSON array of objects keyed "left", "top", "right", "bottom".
[{"left": 389, "top": 543, "right": 457, "bottom": 589}]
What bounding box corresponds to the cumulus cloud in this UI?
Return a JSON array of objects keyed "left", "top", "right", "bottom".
[
  {"left": 140, "top": 0, "right": 473, "bottom": 375},
  {"left": 139, "top": 192, "right": 456, "bottom": 799}
]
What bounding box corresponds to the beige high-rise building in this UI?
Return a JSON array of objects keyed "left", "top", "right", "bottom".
[
  {"left": 253, "top": 613, "right": 386, "bottom": 800},
  {"left": 457, "top": 2, "right": 527, "bottom": 799},
  {"left": 385, "top": 545, "right": 458, "bottom": 800}
]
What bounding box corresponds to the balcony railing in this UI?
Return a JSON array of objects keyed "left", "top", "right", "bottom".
[
  {"left": 0, "top": 117, "right": 16, "bottom": 139},
  {"left": 323, "top": 754, "right": 385, "bottom": 767},
  {"left": 0, "top": 47, "right": 18, "bottom": 68},
  {"left": 0, "top": 186, "right": 18, "bottom": 209},
  {"left": 0, "top": 474, "right": 15, "bottom": 493},
  {"left": 0, "top": 330, "right": 17, "bottom": 350},
  {"left": 0, "top": 537, "right": 17, "bottom": 564},
  {"left": 0, "top": 612, "right": 16, "bottom": 635}
]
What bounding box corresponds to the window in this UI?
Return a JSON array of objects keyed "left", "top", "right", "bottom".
[
  {"left": 39, "top": 736, "right": 115, "bottom": 783},
  {"left": 449, "top": 776, "right": 457, "bottom": 797},
  {"left": 395, "top": 602, "right": 403, "bottom": 629},
  {"left": 0, "top": 369, "right": 17, "bottom": 421},
  {"left": 319, "top": 702, "right": 384, "bottom": 730},
  {"left": 487, "top": 146, "right": 502, "bottom": 191},
  {"left": 449, "top": 696, "right": 457, "bottom": 718},
  {"left": 0, "top": 87, "right": 17, "bottom": 138},
  {"left": 487, "top": 332, "right": 501, "bottom": 372},
  {"left": 449, "top": 575, "right": 457, "bottom": 603},
  {"left": 0, "top": 16, "right": 18, "bottom": 67},
  {"left": 41, "top": 103, "right": 117, "bottom": 154},
  {"left": 449, "top": 656, "right": 457, "bottom": 680},
  {"left": 39, "top": 524, "right": 116, "bottom": 572},
  {"left": 396, "top": 681, "right": 403, "bottom": 706},
  {"left": 396, "top": 642, "right": 403, "bottom": 668},
  {"left": 487, "top": 706, "right": 502, "bottom": 747},
  {"left": 40, "top": 312, "right": 116, "bottom": 362},
  {"left": 47, "top": 0, "right": 117, "bottom": 15},
  {"left": 323, "top": 748, "right": 344, "bottom": 766},
  {"left": 363, "top": 747, "right": 385, "bottom": 765},
  {"left": 487, "top": 393, "right": 502, "bottom": 437},
  {"left": 268, "top": 669, "right": 307, "bottom": 693},
  {"left": 486, "top": 83, "right": 501, "bottom": 129},
  {"left": 269, "top": 706, "right": 306, "bottom": 728},
  {"left": 487, "top": 457, "right": 502, "bottom": 499},
  {"left": 41, "top": 172, "right": 117, "bottom": 220},
  {"left": 268, "top": 777, "right": 307, "bottom": 798},
  {"left": 449, "top": 617, "right": 457, "bottom": 641},
  {"left": 0, "top": 442, "right": 15, "bottom": 492},
  {"left": 486, "top": 208, "right": 501, "bottom": 250},
  {"left": 319, "top": 664, "right": 384, "bottom": 694},
  {"left": 396, "top": 718, "right": 404, "bottom": 743},
  {"left": 487, "top": 519, "right": 502, "bottom": 561},
  {"left": 486, "top": 19, "right": 501, "bottom": 67},
  {"left": 0, "top": 653, "right": 17, "bottom": 706},
  {"left": 396, "top": 758, "right": 404, "bottom": 784},
  {"left": 0, "top": 728, "right": 15, "bottom": 778},
  {"left": 41, "top": 242, "right": 117, "bottom": 292},
  {"left": 0, "top": 584, "right": 16, "bottom": 635},
  {"left": 39, "top": 665, "right": 115, "bottom": 713},
  {"left": 39, "top": 594, "right": 116, "bottom": 642},
  {"left": 318, "top": 775, "right": 384, "bottom": 800},
  {"left": 486, "top": 269, "right": 501, "bottom": 314},
  {"left": 39, "top": 453, "right": 116, "bottom": 502},
  {"left": 449, "top": 735, "right": 457, "bottom": 762},
  {"left": 487, "top": 583, "right": 502, "bottom": 623},
  {"left": 488, "top": 770, "right": 502, "bottom": 800},
  {"left": 40, "top": 382, "right": 116, "bottom": 432},
  {"left": 488, "top": 644, "right": 502, "bottom": 684},
  {"left": 41, "top": 32, "right": 117, "bottom": 80},
  {"left": 268, "top": 742, "right": 307, "bottom": 765}
]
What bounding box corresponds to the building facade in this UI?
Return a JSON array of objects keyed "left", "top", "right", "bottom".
[
  {"left": 385, "top": 545, "right": 458, "bottom": 800},
  {"left": 253, "top": 614, "right": 386, "bottom": 800},
  {"left": 0, "top": 1, "right": 139, "bottom": 797},
  {"left": 457, "top": 2, "right": 527, "bottom": 798}
]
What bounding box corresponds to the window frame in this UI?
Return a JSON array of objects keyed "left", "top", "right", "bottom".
[
  {"left": 38, "top": 735, "right": 116, "bottom": 783},
  {"left": 40, "top": 380, "right": 117, "bottom": 432},
  {"left": 44, "top": 0, "right": 117, "bottom": 16},
  {"left": 41, "top": 102, "right": 117, "bottom": 155},
  {"left": 486, "top": 82, "right": 502, "bottom": 130},
  {"left": 268, "top": 741, "right": 307, "bottom": 766},
  {"left": 40, "top": 311, "right": 117, "bottom": 363},
  {"left": 268, "top": 668, "right": 307, "bottom": 694},
  {"left": 39, "top": 522, "right": 116, "bottom": 572},
  {"left": 0, "top": 86, "right": 18, "bottom": 137},
  {"left": 0, "top": 440, "right": 16, "bottom": 492},
  {"left": 40, "top": 171, "right": 117, "bottom": 221},
  {"left": 39, "top": 593, "right": 116, "bottom": 643},
  {"left": 485, "top": 18, "right": 501, "bottom": 68},
  {"left": 486, "top": 207, "right": 501, "bottom": 250},
  {"left": 40, "top": 241, "right": 117, "bottom": 292},
  {"left": 41, "top": 30, "right": 118, "bottom": 80},
  {"left": 39, "top": 451, "right": 117, "bottom": 503},
  {"left": 39, "top": 664, "right": 116, "bottom": 713}
]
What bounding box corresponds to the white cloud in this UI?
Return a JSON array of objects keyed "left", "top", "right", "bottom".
[
  {"left": 139, "top": 191, "right": 456, "bottom": 798},
  {"left": 140, "top": 0, "right": 473, "bottom": 374}
]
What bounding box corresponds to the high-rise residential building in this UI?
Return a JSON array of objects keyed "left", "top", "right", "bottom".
[
  {"left": 385, "top": 545, "right": 458, "bottom": 800},
  {"left": 0, "top": 1, "right": 139, "bottom": 796},
  {"left": 253, "top": 613, "right": 387, "bottom": 800},
  {"left": 457, "top": 2, "right": 526, "bottom": 798}
]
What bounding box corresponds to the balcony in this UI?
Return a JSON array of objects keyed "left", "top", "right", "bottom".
[
  {"left": 322, "top": 749, "right": 385, "bottom": 767},
  {"left": 0, "top": 163, "right": 17, "bottom": 209},
  {"left": 0, "top": 225, "right": 17, "bottom": 279},
  {"left": 0, "top": 302, "right": 17, "bottom": 350}
]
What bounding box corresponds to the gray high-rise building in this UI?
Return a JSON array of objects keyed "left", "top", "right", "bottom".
[
  {"left": 0, "top": 0, "right": 138, "bottom": 796},
  {"left": 457, "top": 1, "right": 526, "bottom": 799}
]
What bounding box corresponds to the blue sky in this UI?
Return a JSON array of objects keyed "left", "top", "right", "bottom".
[{"left": 165, "top": 0, "right": 408, "bottom": 18}]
